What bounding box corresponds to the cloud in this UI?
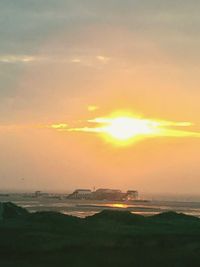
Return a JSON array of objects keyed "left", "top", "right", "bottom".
[
  {"left": 87, "top": 105, "right": 99, "bottom": 112},
  {"left": 51, "top": 123, "right": 68, "bottom": 130},
  {"left": 0, "top": 55, "right": 38, "bottom": 64},
  {"left": 70, "top": 55, "right": 111, "bottom": 66},
  {"left": 96, "top": 56, "right": 111, "bottom": 63},
  {"left": 71, "top": 58, "right": 81, "bottom": 63}
]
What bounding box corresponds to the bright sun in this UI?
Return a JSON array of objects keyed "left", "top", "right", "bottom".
[
  {"left": 90, "top": 116, "right": 157, "bottom": 143},
  {"left": 101, "top": 117, "right": 156, "bottom": 141},
  {"left": 51, "top": 112, "right": 200, "bottom": 146}
]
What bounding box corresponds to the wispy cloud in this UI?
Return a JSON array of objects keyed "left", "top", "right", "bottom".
[
  {"left": 96, "top": 55, "right": 111, "bottom": 63},
  {"left": 0, "top": 54, "right": 39, "bottom": 64},
  {"left": 87, "top": 105, "right": 99, "bottom": 112},
  {"left": 0, "top": 53, "right": 111, "bottom": 66},
  {"left": 51, "top": 123, "right": 68, "bottom": 129},
  {"left": 71, "top": 58, "right": 82, "bottom": 63},
  {"left": 70, "top": 55, "right": 111, "bottom": 66}
]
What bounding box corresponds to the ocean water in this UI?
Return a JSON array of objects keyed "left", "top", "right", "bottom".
[{"left": 1, "top": 194, "right": 200, "bottom": 218}]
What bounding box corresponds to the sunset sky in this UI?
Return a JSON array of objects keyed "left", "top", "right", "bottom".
[{"left": 0, "top": 1, "right": 200, "bottom": 194}]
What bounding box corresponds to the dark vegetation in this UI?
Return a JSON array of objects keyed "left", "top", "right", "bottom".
[{"left": 1, "top": 202, "right": 200, "bottom": 266}]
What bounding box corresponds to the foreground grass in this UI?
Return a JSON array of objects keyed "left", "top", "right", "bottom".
[{"left": 0, "top": 203, "right": 200, "bottom": 266}]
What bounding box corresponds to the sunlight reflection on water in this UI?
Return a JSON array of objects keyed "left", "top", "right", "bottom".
[{"left": 2, "top": 196, "right": 200, "bottom": 218}]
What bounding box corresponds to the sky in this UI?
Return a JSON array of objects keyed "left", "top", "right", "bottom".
[{"left": 0, "top": 0, "right": 200, "bottom": 194}]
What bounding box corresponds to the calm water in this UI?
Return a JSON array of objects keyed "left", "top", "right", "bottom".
[{"left": 1, "top": 194, "right": 200, "bottom": 218}]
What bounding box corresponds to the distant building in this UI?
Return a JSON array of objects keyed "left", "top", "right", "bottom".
[
  {"left": 93, "top": 188, "right": 124, "bottom": 201},
  {"left": 67, "top": 188, "right": 139, "bottom": 201},
  {"left": 67, "top": 189, "right": 92, "bottom": 199},
  {"left": 125, "top": 190, "right": 139, "bottom": 201}
]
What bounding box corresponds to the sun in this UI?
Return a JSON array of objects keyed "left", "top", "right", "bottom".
[
  {"left": 51, "top": 111, "right": 200, "bottom": 146},
  {"left": 102, "top": 117, "right": 156, "bottom": 141},
  {"left": 104, "top": 117, "right": 139, "bottom": 140}
]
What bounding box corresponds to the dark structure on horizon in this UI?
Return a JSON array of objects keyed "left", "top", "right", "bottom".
[
  {"left": 67, "top": 189, "right": 92, "bottom": 200},
  {"left": 67, "top": 188, "right": 139, "bottom": 201}
]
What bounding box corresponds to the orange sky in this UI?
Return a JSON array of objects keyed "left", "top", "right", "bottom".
[{"left": 0, "top": 1, "right": 200, "bottom": 194}]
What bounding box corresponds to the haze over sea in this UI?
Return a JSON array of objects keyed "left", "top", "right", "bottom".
[{"left": 1, "top": 193, "right": 200, "bottom": 218}]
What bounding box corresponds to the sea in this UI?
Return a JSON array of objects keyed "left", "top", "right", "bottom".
[{"left": 1, "top": 193, "right": 200, "bottom": 218}]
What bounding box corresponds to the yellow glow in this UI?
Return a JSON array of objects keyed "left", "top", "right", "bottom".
[
  {"left": 109, "top": 203, "right": 128, "bottom": 208},
  {"left": 87, "top": 105, "right": 99, "bottom": 112},
  {"left": 51, "top": 123, "right": 68, "bottom": 129},
  {"left": 50, "top": 112, "right": 200, "bottom": 146},
  {"left": 95, "top": 117, "right": 157, "bottom": 141}
]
